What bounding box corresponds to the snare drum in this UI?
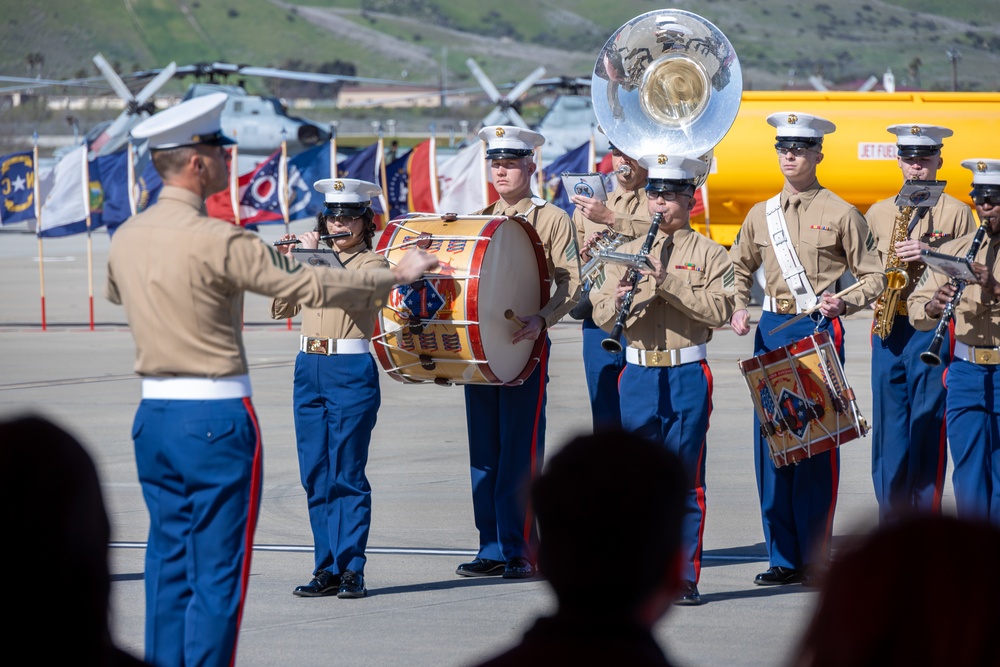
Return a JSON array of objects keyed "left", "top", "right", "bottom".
[
  {"left": 373, "top": 214, "right": 548, "bottom": 385},
  {"left": 738, "top": 331, "right": 869, "bottom": 467}
]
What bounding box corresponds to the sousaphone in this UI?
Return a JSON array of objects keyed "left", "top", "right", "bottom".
[{"left": 592, "top": 9, "right": 743, "bottom": 180}]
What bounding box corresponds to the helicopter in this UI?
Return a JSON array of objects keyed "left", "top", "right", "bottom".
[{"left": 10, "top": 55, "right": 419, "bottom": 162}]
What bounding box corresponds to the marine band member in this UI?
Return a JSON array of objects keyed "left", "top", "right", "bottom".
[
  {"left": 867, "top": 124, "right": 974, "bottom": 522},
  {"left": 105, "top": 94, "right": 436, "bottom": 667},
  {"left": 571, "top": 142, "right": 649, "bottom": 431},
  {"left": 456, "top": 125, "right": 580, "bottom": 580},
  {"left": 272, "top": 179, "right": 389, "bottom": 600},
  {"left": 591, "top": 153, "right": 735, "bottom": 606},
  {"left": 909, "top": 158, "right": 1000, "bottom": 523},
  {"left": 728, "top": 112, "right": 886, "bottom": 587}
]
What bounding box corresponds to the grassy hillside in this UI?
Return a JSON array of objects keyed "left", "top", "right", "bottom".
[{"left": 1, "top": 0, "right": 998, "bottom": 94}]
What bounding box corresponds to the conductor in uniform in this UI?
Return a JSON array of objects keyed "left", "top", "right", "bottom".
[
  {"left": 456, "top": 125, "right": 580, "bottom": 579},
  {"left": 591, "top": 154, "right": 735, "bottom": 606},
  {"left": 105, "top": 94, "right": 436, "bottom": 667},
  {"left": 909, "top": 159, "right": 1000, "bottom": 522},
  {"left": 729, "top": 112, "right": 885, "bottom": 586},
  {"left": 571, "top": 142, "right": 648, "bottom": 431},
  {"left": 272, "top": 179, "right": 389, "bottom": 600},
  {"left": 867, "top": 124, "right": 974, "bottom": 522}
]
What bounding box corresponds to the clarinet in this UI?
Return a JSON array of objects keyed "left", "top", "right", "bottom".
[
  {"left": 602, "top": 212, "right": 663, "bottom": 353},
  {"left": 920, "top": 224, "right": 988, "bottom": 366}
]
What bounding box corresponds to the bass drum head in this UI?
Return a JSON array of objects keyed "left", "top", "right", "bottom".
[{"left": 475, "top": 218, "right": 544, "bottom": 384}]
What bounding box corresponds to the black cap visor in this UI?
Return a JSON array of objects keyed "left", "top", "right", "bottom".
[
  {"left": 775, "top": 137, "right": 821, "bottom": 151},
  {"left": 324, "top": 201, "right": 370, "bottom": 217},
  {"left": 645, "top": 178, "right": 696, "bottom": 196},
  {"left": 897, "top": 144, "right": 942, "bottom": 159},
  {"left": 486, "top": 148, "right": 534, "bottom": 160}
]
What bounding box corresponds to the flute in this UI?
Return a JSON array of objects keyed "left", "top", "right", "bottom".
[{"left": 273, "top": 232, "right": 351, "bottom": 246}]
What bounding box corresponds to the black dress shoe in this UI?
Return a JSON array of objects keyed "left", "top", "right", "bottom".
[
  {"left": 456, "top": 558, "right": 506, "bottom": 577},
  {"left": 502, "top": 556, "right": 536, "bottom": 579},
  {"left": 754, "top": 566, "right": 804, "bottom": 586},
  {"left": 292, "top": 570, "right": 341, "bottom": 597},
  {"left": 674, "top": 580, "right": 702, "bottom": 606},
  {"left": 337, "top": 570, "right": 367, "bottom": 599}
]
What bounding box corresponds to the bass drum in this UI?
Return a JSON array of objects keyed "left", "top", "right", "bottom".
[{"left": 374, "top": 214, "right": 548, "bottom": 385}]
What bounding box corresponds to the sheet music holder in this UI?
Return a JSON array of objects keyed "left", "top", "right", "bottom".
[
  {"left": 561, "top": 172, "right": 608, "bottom": 202},
  {"left": 920, "top": 249, "right": 977, "bottom": 283},
  {"left": 291, "top": 248, "right": 344, "bottom": 269},
  {"left": 894, "top": 179, "right": 946, "bottom": 208}
]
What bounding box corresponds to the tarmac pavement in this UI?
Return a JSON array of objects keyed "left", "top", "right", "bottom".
[{"left": 0, "top": 224, "right": 945, "bottom": 666}]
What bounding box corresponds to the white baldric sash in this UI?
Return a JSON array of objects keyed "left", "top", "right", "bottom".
[{"left": 765, "top": 194, "right": 817, "bottom": 313}]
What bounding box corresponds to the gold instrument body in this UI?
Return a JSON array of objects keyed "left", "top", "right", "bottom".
[{"left": 872, "top": 206, "right": 914, "bottom": 338}]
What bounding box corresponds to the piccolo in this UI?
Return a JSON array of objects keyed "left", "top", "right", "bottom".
[{"left": 273, "top": 232, "right": 351, "bottom": 246}]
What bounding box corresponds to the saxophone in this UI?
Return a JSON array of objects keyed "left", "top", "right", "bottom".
[{"left": 872, "top": 206, "right": 914, "bottom": 338}]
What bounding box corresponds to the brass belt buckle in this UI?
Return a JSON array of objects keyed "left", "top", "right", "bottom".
[
  {"left": 777, "top": 298, "right": 794, "bottom": 314},
  {"left": 307, "top": 337, "right": 331, "bottom": 354},
  {"left": 897, "top": 302, "right": 908, "bottom": 316},
  {"left": 974, "top": 348, "right": 999, "bottom": 364},
  {"left": 649, "top": 351, "right": 662, "bottom": 366}
]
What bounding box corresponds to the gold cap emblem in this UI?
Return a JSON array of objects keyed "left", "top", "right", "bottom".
[
  {"left": 978, "top": 161, "right": 988, "bottom": 172},
  {"left": 657, "top": 154, "right": 668, "bottom": 165},
  {"left": 910, "top": 125, "right": 922, "bottom": 135},
  {"left": 333, "top": 180, "right": 345, "bottom": 191},
  {"left": 495, "top": 127, "right": 506, "bottom": 138},
  {"left": 787, "top": 114, "right": 798, "bottom": 124}
]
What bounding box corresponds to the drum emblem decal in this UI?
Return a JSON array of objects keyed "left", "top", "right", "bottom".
[
  {"left": 396, "top": 282, "right": 446, "bottom": 319},
  {"left": 756, "top": 366, "right": 826, "bottom": 439}
]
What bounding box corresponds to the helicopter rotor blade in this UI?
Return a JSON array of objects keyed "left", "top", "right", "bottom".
[
  {"left": 505, "top": 66, "right": 546, "bottom": 103},
  {"left": 134, "top": 62, "right": 177, "bottom": 105},
  {"left": 93, "top": 53, "right": 135, "bottom": 102},
  {"left": 466, "top": 58, "right": 502, "bottom": 103}
]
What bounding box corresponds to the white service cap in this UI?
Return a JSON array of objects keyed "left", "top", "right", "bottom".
[
  {"left": 961, "top": 159, "right": 1000, "bottom": 197},
  {"left": 887, "top": 124, "right": 953, "bottom": 157},
  {"left": 313, "top": 178, "right": 381, "bottom": 215},
  {"left": 478, "top": 125, "right": 545, "bottom": 160},
  {"left": 767, "top": 112, "right": 836, "bottom": 145},
  {"left": 130, "top": 92, "right": 234, "bottom": 150},
  {"left": 639, "top": 154, "right": 707, "bottom": 192}
]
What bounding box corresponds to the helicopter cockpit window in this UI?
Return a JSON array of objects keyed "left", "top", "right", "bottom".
[{"left": 233, "top": 101, "right": 243, "bottom": 114}]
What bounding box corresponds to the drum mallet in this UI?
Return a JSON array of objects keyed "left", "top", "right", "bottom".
[{"left": 504, "top": 309, "right": 527, "bottom": 329}]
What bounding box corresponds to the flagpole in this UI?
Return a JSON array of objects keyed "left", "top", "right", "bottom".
[
  {"left": 33, "top": 133, "right": 46, "bottom": 331},
  {"left": 229, "top": 142, "right": 240, "bottom": 227},
  {"left": 127, "top": 139, "right": 138, "bottom": 216},
  {"left": 377, "top": 134, "right": 388, "bottom": 228},
  {"left": 480, "top": 142, "right": 489, "bottom": 209},
  {"left": 330, "top": 127, "right": 338, "bottom": 179},
  {"left": 280, "top": 136, "right": 290, "bottom": 238},
  {"left": 535, "top": 146, "right": 543, "bottom": 195},
  {"left": 279, "top": 138, "right": 293, "bottom": 331},
  {"left": 588, "top": 130, "right": 596, "bottom": 172},
  {"left": 429, "top": 126, "right": 439, "bottom": 211},
  {"left": 83, "top": 144, "right": 94, "bottom": 331}
]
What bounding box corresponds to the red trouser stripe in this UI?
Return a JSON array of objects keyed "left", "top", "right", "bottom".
[
  {"left": 230, "top": 398, "right": 262, "bottom": 667},
  {"left": 522, "top": 344, "right": 549, "bottom": 549}
]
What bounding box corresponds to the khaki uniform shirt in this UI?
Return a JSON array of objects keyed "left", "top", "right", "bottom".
[
  {"left": 866, "top": 192, "right": 974, "bottom": 301},
  {"left": 270, "top": 243, "right": 390, "bottom": 340},
  {"left": 729, "top": 182, "right": 886, "bottom": 314},
  {"left": 106, "top": 186, "right": 395, "bottom": 378},
  {"left": 591, "top": 226, "right": 735, "bottom": 350},
  {"left": 909, "top": 231, "right": 1000, "bottom": 346},
  {"left": 479, "top": 197, "right": 580, "bottom": 329}
]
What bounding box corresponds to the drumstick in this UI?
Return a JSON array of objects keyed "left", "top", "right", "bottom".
[
  {"left": 766, "top": 282, "right": 866, "bottom": 336},
  {"left": 504, "top": 309, "right": 527, "bottom": 329}
]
